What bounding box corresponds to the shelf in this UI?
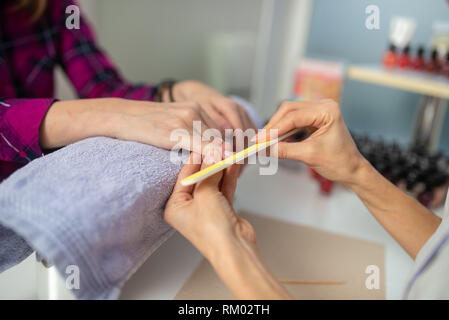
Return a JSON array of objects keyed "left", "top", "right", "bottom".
[{"left": 347, "top": 65, "right": 449, "bottom": 99}]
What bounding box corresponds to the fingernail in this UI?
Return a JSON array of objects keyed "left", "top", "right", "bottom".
[
  {"left": 203, "top": 145, "right": 222, "bottom": 166},
  {"left": 224, "top": 150, "right": 234, "bottom": 158},
  {"left": 223, "top": 141, "right": 233, "bottom": 152},
  {"left": 204, "top": 153, "right": 221, "bottom": 166},
  {"left": 251, "top": 130, "right": 267, "bottom": 143},
  {"left": 203, "top": 155, "right": 214, "bottom": 166}
]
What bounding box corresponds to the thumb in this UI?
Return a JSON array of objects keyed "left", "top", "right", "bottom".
[
  {"left": 276, "top": 140, "right": 314, "bottom": 163},
  {"left": 195, "top": 150, "right": 224, "bottom": 196}
]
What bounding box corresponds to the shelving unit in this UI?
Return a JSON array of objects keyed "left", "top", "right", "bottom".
[{"left": 347, "top": 65, "right": 449, "bottom": 152}]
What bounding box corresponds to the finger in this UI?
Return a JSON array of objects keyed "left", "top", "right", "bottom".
[
  {"left": 255, "top": 107, "right": 321, "bottom": 143},
  {"left": 214, "top": 98, "right": 244, "bottom": 130},
  {"left": 264, "top": 100, "right": 317, "bottom": 130},
  {"left": 201, "top": 103, "right": 233, "bottom": 132},
  {"left": 172, "top": 153, "right": 202, "bottom": 195},
  {"left": 181, "top": 117, "right": 223, "bottom": 157},
  {"left": 237, "top": 104, "right": 256, "bottom": 131},
  {"left": 198, "top": 105, "right": 221, "bottom": 134},
  {"left": 195, "top": 153, "right": 224, "bottom": 196},
  {"left": 202, "top": 142, "right": 224, "bottom": 166},
  {"left": 175, "top": 129, "right": 215, "bottom": 158},
  {"left": 275, "top": 140, "right": 314, "bottom": 162},
  {"left": 221, "top": 164, "right": 240, "bottom": 204}
]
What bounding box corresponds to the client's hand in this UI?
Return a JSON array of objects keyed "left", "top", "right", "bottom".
[
  {"left": 164, "top": 153, "right": 291, "bottom": 300},
  {"left": 114, "top": 100, "right": 227, "bottom": 153},
  {"left": 172, "top": 81, "right": 256, "bottom": 132},
  {"left": 40, "top": 98, "right": 226, "bottom": 155}
]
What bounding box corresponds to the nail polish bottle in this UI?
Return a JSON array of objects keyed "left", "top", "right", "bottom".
[
  {"left": 418, "top": 177, "right": 433, "bottom": 208},
  {"left": 441, "top": 53, "right": 449, "bottom": 78},
  {"left": 382, "top": 43, "right": 397, "bottom": 69},
  {"left": 319, "top": 179, "right": 334, "bottom": 195},
  {"left": 412, "top": 46, "right": 426, "bottom": 71},
  {"left": 398, "top": 46, "right": 411, "bottom": 69},
  {"left": 427, "top": 49, "right": 440, "bottom": 73}
]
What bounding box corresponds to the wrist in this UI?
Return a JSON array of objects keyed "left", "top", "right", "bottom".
[
  {"left": 85, "top": 98, "right": 149, "bottom": 139},
  {"left": 208, "top": 234, "right": 255, "bottom": 270},
  {"left": 172, "top": 80, "right": 202, "bottom": 102},
  {"left": 154, "top": 80, "right": 178, "bottom": 102},
  {"left": 39, "top": 99, "right": 127, "bottom": 149},
  {"left": 343, "top": 157, "right": 377, "bottom": 191},
  {"left": 207, "top": 235, "right": 291, "bottom": 299}
]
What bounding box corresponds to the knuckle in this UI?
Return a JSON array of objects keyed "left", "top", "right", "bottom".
[
  {"left": 185, "top": 101, "right": 198, "bottom": 108},
  {"left": 191, "top": 103, "right": 201, "bottom": 112},
  {"left": 323, "top": 99, "right": 339, "bottom": 110},
  {"left": 279, "top": 101, "right": 296, "bottom": 112},
  {"left": 322, "top": 100, "right": 341, "bottom": 116},
  {"left": 183, "top": 108, "right": 197, "bottom": 119},
  {"left": 229, "top": 102, "right": 239, "bottom": 111},
  {"left": 173, "top": 118, "right": 186, "bottom": 128}
]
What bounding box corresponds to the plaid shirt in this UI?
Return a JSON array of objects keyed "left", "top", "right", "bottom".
[{"left": 0, "top": 0, "right": 156, "bottom": 181}]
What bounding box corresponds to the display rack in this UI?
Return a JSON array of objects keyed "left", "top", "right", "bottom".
[{"left": 347, "top": 65, "right": 449, "bottom": 152}]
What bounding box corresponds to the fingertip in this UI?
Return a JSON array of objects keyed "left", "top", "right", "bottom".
[
  {"left": 173, "top": 153, "right": 201, "bottom": 194},
  {"left": 202, "top": 144, "right": 223, "bottom": 167},
  {"left": 222, "top": 164, "right": 240, "bottom": 203},
  {"left": 252, "top": 129, "right": 270, "bottom": 143}
]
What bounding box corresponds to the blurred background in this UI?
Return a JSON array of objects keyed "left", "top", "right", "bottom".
[
  {"left": 3, "top": 0, "right": 449, "bottom": 300},
  {"left": 65, "top": 0, "right": 448, "bottom": 153}
]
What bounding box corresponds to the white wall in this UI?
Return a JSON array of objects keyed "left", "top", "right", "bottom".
[
  {"left": 95, "top": 0, "right": 261, "bottom": 85},
  {"left": 251, "top": 0, "right": 313, "bottom": 118},
  {"left": 56, "top": 0, "right": 314, "bottom": 119},
  {"left": 56, "top": 0, "right": 262, "bottom": 99}
]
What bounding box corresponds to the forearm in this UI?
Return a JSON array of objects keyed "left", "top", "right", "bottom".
[
  {"left": 209, "top": 237, "right": 291, "bottom": 300},
  {"left": 346, "top": 159, "right": 442, "bottom": 259},
  {"left": 39, "top": 98, "right": 125, "bottom": 149}
]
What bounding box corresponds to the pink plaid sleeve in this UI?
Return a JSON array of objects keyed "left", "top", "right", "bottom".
[
  {"left": 55, "top": 0, "right": 156, "bottom": 101},
  {"left": 0, "top": 99, "right": 55, "bottom": 164}
]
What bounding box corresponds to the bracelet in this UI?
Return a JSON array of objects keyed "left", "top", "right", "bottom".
[{"left": 153, "top": 80, "right": 177, "bottom": 102}]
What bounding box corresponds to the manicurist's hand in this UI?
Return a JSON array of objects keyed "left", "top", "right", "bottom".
[
  {"left": 164, "top": 153, "right": 256, "bottom": 263},
  {"left": 172, "top": 81, "right": 256, "bottom": 132},
  {"left": 259, "top": 100, "right": 441, "bottom": 259},
  {"left": 258, "top": 99, "right": 365, "bottom": 186},
  {"left": 164, "top": 153, "right": 291, "bottom": 300}
]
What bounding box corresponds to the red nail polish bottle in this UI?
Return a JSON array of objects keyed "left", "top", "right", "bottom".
[
  {"left": 427, "top": 49, "right": 440, "bottom": 73},
  {"left": 382, "top": 43, "right": 397, "bottom": 69},
  {"left": 412, "top": 46, "right": 426, "bottom": 71},
  {"left": 320, "top": 179, "right": 334, "bottom": 195},
  {"left": 398, "top": 46, "right": 411, "bottom": 69}
]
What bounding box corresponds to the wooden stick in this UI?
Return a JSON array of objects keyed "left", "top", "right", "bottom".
[{"left": 279, "top": 280, "right": 345, "bottom": 285}]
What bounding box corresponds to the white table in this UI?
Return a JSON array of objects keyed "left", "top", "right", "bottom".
[
  {"left": 121, "top": 162, "right": 442, "bottom": 300},
  {"left": 1, "top": 163, "right": 442, "bottom": 299}
]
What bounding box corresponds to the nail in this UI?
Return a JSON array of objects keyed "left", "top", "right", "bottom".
[{"left": 251, "top": 130, "right": 268, "bottom": 143}]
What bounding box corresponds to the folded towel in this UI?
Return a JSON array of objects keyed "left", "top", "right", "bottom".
[
  {"left": 0, "top": 97, "right": 263, "bottom": 299},
  {"left": 0, "top": 138, "right": 183, "bottom": 299},
  {"left": 0, "top": 225, "right": 33, "bottom": 272}
]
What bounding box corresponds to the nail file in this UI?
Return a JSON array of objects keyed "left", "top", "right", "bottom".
[{"left": 181, "top": 128, "right": 301, "bottom": 186}]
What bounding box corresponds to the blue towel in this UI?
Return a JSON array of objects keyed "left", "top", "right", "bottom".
[
  {"left": 0, "top": 97, "right": 263, "bottom": 299},
  {"left": 0, "top": 138, "right": 182, "bottom": 299}
]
